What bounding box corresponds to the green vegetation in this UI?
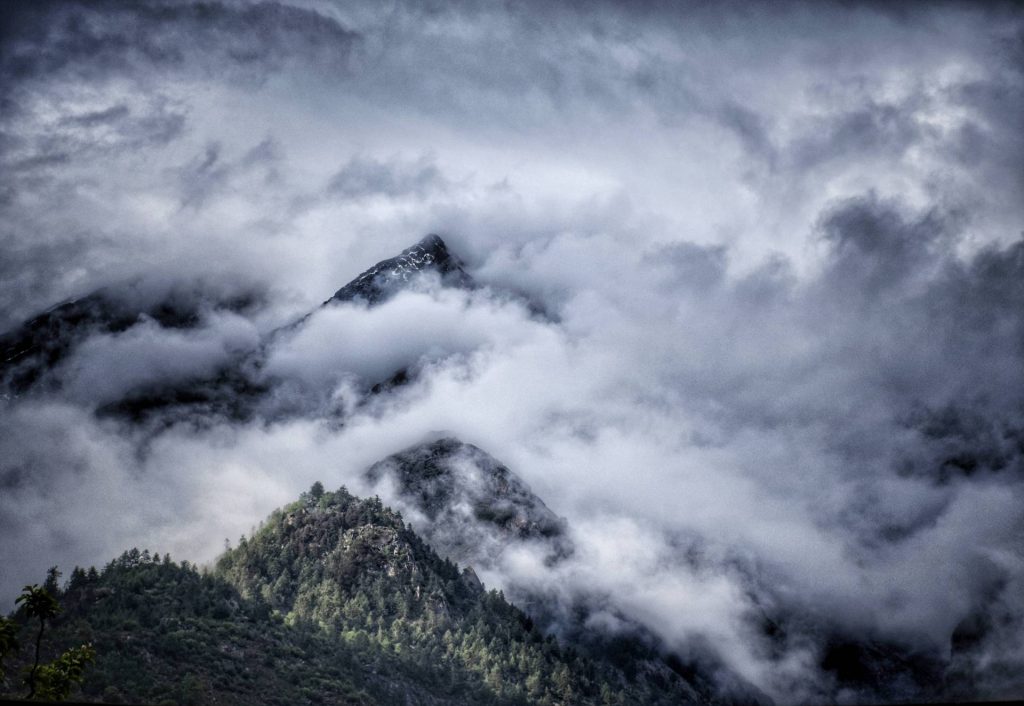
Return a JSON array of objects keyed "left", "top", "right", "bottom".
[
  {"left": 1, "top": 484, "right": 699, "bottom": 704},
  {"left": 0, "top": 615, "right": 19, "bottom": 683},
  {"left": 216, "top": 485, "right": 621, "bottom": 704},
  {"left": 3, "top": 551, "right": 383, "bottom": 705},
  {"left": 1, "top": 578, "right": 95, "bottom": 701}
]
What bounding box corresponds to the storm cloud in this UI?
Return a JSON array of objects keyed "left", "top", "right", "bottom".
[{"left": 1, "top": 1, "right": 1023, "bottom": 703}]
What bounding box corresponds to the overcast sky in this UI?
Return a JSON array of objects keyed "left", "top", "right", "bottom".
[{"left": 2, "top": 1, "right": 1023, "bottom": 702}]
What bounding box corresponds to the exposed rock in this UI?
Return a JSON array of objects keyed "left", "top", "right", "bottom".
[
  {"left": 0, "top": 235, "right": 474, "bottom": 424},
  {"left": 460, "top": 566, "right": 484, "bottom": 594},
  {"left": 364, "top": 436, "right": 572, "bottom": 571},
  {"left": 327, "top": 234, "right": 474, "bottom": 306}
]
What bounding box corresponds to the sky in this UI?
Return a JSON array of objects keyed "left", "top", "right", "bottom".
[{"left": 1, "top": 1, "right": 1023, "bottom": 703}]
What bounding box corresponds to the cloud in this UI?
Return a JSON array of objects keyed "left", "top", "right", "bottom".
[
  {"left": 0, "top": 0, "right": 360, "bottom": 89},
  {"left": 58, "top": 311, "right": 260, "bottom": 406},
  {"left": 265, "top": 286, "right": 543, "bottom": 387},
  {"left": 0, "top": 0, "right": 1023, "bottom": 703},
  {"left": 327, "top": 155, "right": 450, "bottom": 200}
]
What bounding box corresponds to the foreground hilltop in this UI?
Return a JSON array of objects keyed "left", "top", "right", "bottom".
[{"left": 1, "top": 484, "right": 702, "bottom": 705}]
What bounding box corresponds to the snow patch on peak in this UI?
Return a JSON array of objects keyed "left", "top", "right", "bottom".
[{"left": 326, "top": 234, "right": 473, "bottom": 307}]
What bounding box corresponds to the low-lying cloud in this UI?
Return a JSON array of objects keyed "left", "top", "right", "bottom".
[{"left": 1, "top": 0, "right": 1022, "bottom": 703}]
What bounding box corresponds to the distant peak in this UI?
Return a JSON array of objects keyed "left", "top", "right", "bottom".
[
  {"left": 415, "top": 233, "right": 448, "bottom": 253},
  {"left": 362, "top": 436, "right": 572, "bottom": 570},
  {"left": 326, "top": 233, "right": 474, "bottom": 306}
]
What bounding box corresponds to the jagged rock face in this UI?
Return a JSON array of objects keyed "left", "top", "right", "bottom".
[
  {"left": 327, "top": 234, "right": 474, "bottom": 306},
  {"left": 1, "top": 235, "right": 471, "bottom": 422},
  {"left": 364, "top": 437, "right": 572, "bottom": 571}
]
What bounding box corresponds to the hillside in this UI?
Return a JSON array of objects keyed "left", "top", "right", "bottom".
[
  {"left": 0, "top": 485, "right": 701, "bottom": 705},
  {"left": 364, "top": 437, "right": 572, "bottom": 571}
]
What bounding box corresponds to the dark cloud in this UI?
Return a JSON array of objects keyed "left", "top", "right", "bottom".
[
  {"left": 0, "top": 0, "right": 360, "bottom": 88},
  {"left": 790, "top": 99, "right": 933, "bottom": 171},
  {"left": 4, "top": 97, "right": 186, "bottom": 179},
  {"left": 645, "top": 241, "right": 730, "bottom": 292},
  {"left": 946, "top": 71, "right": 1024, "bottom": 197},
  {"left": 0, "top": 1, "right": 359, "bottom": 326},
  {"left": 817, "top": 193, "right": 958, "bottom": 297},
  {"left": 716, "top": 102, "right": 777, "bottom": 170}
]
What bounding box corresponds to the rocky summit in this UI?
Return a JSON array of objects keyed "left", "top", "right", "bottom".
[
  {"left": 364, "top": 437, "right": 572, "bottom": 571},
  {"left": 0, "top": 235, "right": 475, "bottom": 422},
  {"left": 327, "top": 234, "right": 474, "bottom": 306}
]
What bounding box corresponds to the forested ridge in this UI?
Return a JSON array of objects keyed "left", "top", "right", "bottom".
[{"left": 0, "top": 485, "right": 699, "bottom": 705}]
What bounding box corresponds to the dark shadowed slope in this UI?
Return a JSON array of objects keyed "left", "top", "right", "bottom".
[{"left": 0, "top": 285, "right": 260, "bottom": 398}]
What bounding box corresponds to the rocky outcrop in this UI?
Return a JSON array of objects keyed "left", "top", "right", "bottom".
[
  {"left": 364, "top": 436, "right": 572, "bottom": 571},
  {"left": 327, "top": 234, "right": 473, "bottom": 306}
]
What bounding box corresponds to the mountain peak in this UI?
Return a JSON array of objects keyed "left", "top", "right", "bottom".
[
  {"left": 327, "top": 233, "right": 473, "bottom": 306},
  {"left": 415, "top": 232, "right": 448, "bottom": 253},
  {"left": 364, "top": 437, "right": 571, "bottom": 570}
]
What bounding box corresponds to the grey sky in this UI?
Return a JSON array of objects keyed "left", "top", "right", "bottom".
[{"left": 1, "top": 1, "right": 1022, "bottom": 702}]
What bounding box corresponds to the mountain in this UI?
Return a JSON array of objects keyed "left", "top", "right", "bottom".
[
  {"left": 326, "top": 234, "right": 474, "bottom": 307},
  {"left": 1, "top": 485, "right": 704, "bottom": 705},
  {"left": 361, "top": 438, "right": 747, "bottom": 706},
  {"left": 0, "top": 293, "right": 136, "bottom": 395},
  {"left": 0, "top": 235, "right": 474, "bottom": 425},
  {"left": 2, "top": 553, "right": 386, "bottom": 706},
  {"left": 0, "top": 233, "right": 1012, "bottom": 705},
  {"left": 0, "top": 285, "right": 259, "bottom": 398},
  {"left": 364, "top": 437, "right": 572, "bottom": 572}
]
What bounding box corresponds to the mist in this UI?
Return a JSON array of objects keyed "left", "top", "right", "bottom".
[{"left": 1, "top": 1, "right": 1023, "bottom": 703}]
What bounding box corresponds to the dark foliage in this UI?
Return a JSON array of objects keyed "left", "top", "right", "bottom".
[{"left": 1, "top": 486, "right": 700, "bottom": 704}]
